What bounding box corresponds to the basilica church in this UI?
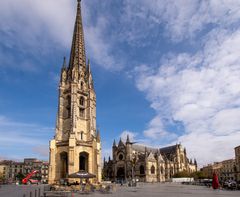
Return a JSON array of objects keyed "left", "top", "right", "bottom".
[
  {"left": 48, "top": 0, "right": 197, "bottom": 184},
  {"left": 103, "top": 136, "right": 197, "bottom": 182},
  {"left": 48, "top": 0, "right": 101, "bottom": 184}
]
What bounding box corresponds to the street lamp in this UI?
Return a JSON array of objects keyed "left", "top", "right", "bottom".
[{"left": 131, "top": 154, "right": 138, "bottom": 186}]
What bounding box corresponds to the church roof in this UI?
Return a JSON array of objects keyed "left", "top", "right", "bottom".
[
  {"left": 132, "top": 144, "right": 159, "bottom": 153},
  {"left": 131, "top": 144, "right": 179, "bottom": 161},
  {"left": 160, "top": 145, "right": 178, "bottom": 154}
]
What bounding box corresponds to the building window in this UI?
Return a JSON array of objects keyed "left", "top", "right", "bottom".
[
  {"left": 140, "top": 165, "right": 145, "bottom": 175},
  {"left": 161, "top": 166, "right": 164, "bottom": 174},
  {"left": 81, "top": 82, "right": 84, "bottom": 90},
  {"left": 80, "top": 108, "right": 85, "bottom": 118},
  {"left": 118, "top": 154, "right": 123, "bottom": 161},
  {"left": 67, "top": 95, "right": 71, "bottom": 106},
  {"left": 151, "top": 165, "right": 155, "bottom": 174},
  {"left": 66, "top": 95, "right": 71, "bottom": 118},
  {"left": 78, "top": 132, "right": 83, "bottom": 140},
  {"left": 80, "top": 97, "right": 84, "bottom": 106}
]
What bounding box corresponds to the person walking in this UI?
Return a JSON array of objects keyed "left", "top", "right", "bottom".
[{"left": 212, "top": 172, "right": 219, "bottom": 189}]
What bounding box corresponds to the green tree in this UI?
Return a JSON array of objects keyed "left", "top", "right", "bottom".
[
  {"left": 190, "top": 171, "right": 208, "bottom": 180},
  {"left": 173, "top": 170, "right": 191, "bottom": 178},
  {"left": 0, "top": 172, "right": 5, "bottom": 182},
  {"left": 15, "top": 172, "right": 25, "bottom": 181}
]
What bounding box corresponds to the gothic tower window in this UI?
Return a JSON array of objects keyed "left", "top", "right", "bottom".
[
  {"left": 81, "top": 132, "right": 83, "bottom": 140},
  {"left": 80, "top": 97, "right": 84, "bottom": 106},
  {"left": 151, "top": 165, "right": 155, "bottom": 174},
  {"left": 66, "top": 95, "right": 71, "bottom": 118},
  {"left": 67, "top": 95, "right": 71, "bottom": 106},
  {"left": 77, "top": 132, "right": 84, "bottom": 140},
  {"left": 79, "top": 108, "right": 85, "bottom": 118},
  {"left": 81, "top": 81, "right": 84, "bottom": 90}
]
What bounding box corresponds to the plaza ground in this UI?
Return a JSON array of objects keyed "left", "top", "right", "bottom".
[{"left": 1, "top": 183, "right": 240, "bottom": 197}]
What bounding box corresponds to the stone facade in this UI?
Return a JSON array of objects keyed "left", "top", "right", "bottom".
[
  {"left": 235, "top": 146, "right": 240, "bottom": 182},
  {"left": 48, "top": 0, "right": 101, "bottom": 184},
  {"left": 0, "top": 159, "right": 48, "bottom": 182},
  {"left": 24, "top": 158, "right": 49, "bottom": 182},
  {"left": 221, "top": 159, "right": 236, "bottom": 182},
  {"left": 201, "top": 146, "right": 240, "bottom": 182},
  {"left": 103, "top": 137, "right": 197, "bottom": 182}
]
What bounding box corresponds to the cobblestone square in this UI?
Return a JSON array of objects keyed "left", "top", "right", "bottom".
[{"left": 1, "top": 183, "right": 240, "bottom": 197}]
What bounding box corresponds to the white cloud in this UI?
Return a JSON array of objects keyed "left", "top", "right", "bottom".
[
  {"left": 119, "top": 130, "right": 138, "bottom": 142},
  {"left": 121, "top": 0, "right": 240, "bottom": 42},
  {"left": 134, "top": 28, "right": 240, "bottom": 166},
  {"left": 143, "top": 116, "right": 177, "bottom": 140},
  {"left": 85, "top": 17, "right": 121, "bottom": 70},
  {"left": 0, "top": 0, "right": 120, "bottom": 71}
]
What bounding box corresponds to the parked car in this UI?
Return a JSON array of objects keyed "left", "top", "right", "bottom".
[{"left": 223, "top": 180, "right": 237, "bottom": 190}]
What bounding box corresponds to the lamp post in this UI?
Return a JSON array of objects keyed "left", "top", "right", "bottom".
[{"left": 131, "top": 154, "right": 138, "bottom": 186}]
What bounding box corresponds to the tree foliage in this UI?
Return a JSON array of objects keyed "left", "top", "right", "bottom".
[
  {"left": 15, "top": 172, "right": 25, "bottom": 181},
  {"left": 0, "top": 172, "right": 5, "bottom": 181},
  {"left": 173, "top": 171, "right": 209, "bottom": 179},
  {"left": 173, "top": 170, "right": 191, "bottom": 178}
]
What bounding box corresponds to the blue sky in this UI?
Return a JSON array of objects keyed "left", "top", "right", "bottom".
[{"left": 0, "top": 0, "right": 240, "bottom": 167}]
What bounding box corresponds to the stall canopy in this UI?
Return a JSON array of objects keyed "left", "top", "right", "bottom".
[{"left": 68, "top": 170, "right": 96, "bottom": 179}]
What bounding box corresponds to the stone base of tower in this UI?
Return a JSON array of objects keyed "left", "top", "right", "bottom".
[{"left": 48, "top": 137, "right": 102, "bottom": 184}]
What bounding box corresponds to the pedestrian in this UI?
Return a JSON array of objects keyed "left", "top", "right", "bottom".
[{"left": 212, "top": 172, "right": 219, "bottom": 189}]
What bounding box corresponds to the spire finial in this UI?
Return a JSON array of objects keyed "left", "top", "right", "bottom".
[
  {"left": 126, "top": 134, "right": 130, "bottom": 143},
  {"left": 69, "top": 0, "right": 86, "bottom": 72},
  {"left": 62, "top": 57, "right": 66, "bottom": 68},
  {"left": 96, "top": 128, "right": 100, "bottom": 142},
  {"left": 113, "top": 139, "right": 116, "bottom": 147}
]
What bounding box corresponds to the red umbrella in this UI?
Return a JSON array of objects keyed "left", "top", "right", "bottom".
[{"left": 212, "top": 172, "right": 219, "bottom": 189}]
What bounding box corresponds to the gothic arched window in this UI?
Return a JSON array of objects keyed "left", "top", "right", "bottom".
[
  {"left": 161, "top": 166, "right": 164, "bottom": 174},
  {"left": 80, "top": 97, "right": 84, "bottom": 106},
  {"left": 151, "top": 165, "right": 155, "bottom": 174},
  {"left": 66, "top": 95, "right": 71, "bottom": 118},
  {"left": 140, "top": 165, "right": 145, "bottom": 175},
  {"left": 79, "top": 108, "right": 85, "bottom": 118},
  {"left": 81, "top": 82, "right": 84, "bottom": 90},
  {"left": 78, "top": 131, "right": 83, "bottom": 140},
  {"left": 67, "top": 95, "right": 71, "bottom": 106},
  {"left": 118, "top": 154, "right": 123, "bottom": 161}
]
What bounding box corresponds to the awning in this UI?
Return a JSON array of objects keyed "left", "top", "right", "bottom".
[{"left": 68, "top": 170, "right": 96, "bottom": 179}]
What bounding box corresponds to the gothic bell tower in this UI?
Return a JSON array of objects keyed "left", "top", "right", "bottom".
[{"left": 48, "top": 0, "right": 101, "bottom": 183}]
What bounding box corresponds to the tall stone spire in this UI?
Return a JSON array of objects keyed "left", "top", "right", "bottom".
[{"left": 69, "top": 0, "right": 86, "bottom": 71}]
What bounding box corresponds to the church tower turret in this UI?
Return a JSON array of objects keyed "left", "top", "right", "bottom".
[{"left": 49, "top": 0, "right": 101, "bottom": 184}]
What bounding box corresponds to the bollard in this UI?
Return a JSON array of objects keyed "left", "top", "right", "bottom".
[
  {"left": 30, "top": 191, "right": 32, "bottom": 197},
  {"left": 35, "top": 189, "right": 37, "bottom": 197},
  {"left": 38, "top": 188, "right": 40, "bottom": 197},
  {"left": 23, "top": 194, "right": 26, "bottom": 197}
]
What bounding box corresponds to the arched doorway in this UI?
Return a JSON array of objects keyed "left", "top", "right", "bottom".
[
  {"left": 117, "top": 167, "right": 125, "bottom": 181},
  {"left": 60, "top": 152, "right": 68, "bottom": 178},
  {"left": 79, "top": 152, "right": 89, "bottom": 171}
]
